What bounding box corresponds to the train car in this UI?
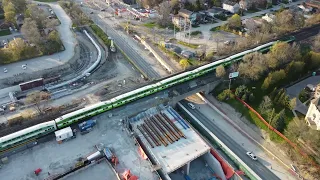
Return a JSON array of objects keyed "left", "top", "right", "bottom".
[
  {"left": 0, "top": 121, "right": 57, "bottom": 152},
  {"left": 55, "top": 102, "right": 110, "bottom": 129}
]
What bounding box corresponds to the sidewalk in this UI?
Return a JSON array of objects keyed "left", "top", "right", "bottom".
[{"left": 175, "top": 0, "right": 304, "bottom": 45}]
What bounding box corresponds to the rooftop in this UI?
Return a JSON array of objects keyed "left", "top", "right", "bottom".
[{"left": 131, "top": 107, "right": 210, "bottom": 174}]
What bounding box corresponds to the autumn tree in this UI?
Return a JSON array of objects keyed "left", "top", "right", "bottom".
[
  {"left": 261, "top": 69, "right": 286, "bottom": 90},
  {"left": 227, "top": 14, "right": 242, "bottom": 29},
  {"left": 3, "top": 0, "right": 26, "bottom": 13},
  {"left": 7, "top": 38, "right": 28, "bottom": 61},
  {"left": 309, "top": 51, "right": 320, "bottom": 69},
  {"left": 3, "top": 2, "right": 16, "bottom": 23},
  {"left": 215, "top": 65, "right": 226, "bottom": 78},
  {"left": 21, "top": 18, "right": 42, "bottom": 46},
  {"left": 156, "top": 1, "right": 172, "bottom": 27},
  {"left": 25, "top": 91, "right": 51, "bottom": 114},
  {"left": 274, "top": 10, "right": 304, "bottom": 34},
  {"left": 289, "top": 98, "right": 297, "bottom": 110},
  {"left": 179, "top": 59, "right": 190, "bottom": 70},
  {"left": 266, "top": 42, "right": 300, "bottom": 69},
  {"left": 238, "top": 52, "right": 266, "bottom": 80},
  {"left": 25, "top": 4, "right": 48, "bottom": 29},
  {"left": 285, "top": 61, "right": 305, "bottom": 80}
]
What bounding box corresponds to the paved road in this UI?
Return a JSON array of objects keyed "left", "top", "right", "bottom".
[
  {"left": 79, "top": 4, "right": 161, "bottom": 80},
  {"left": 176, "top": 0, "right": 305, "bottom": 44},
  {"left": 0, "top": 2, "right": 77, "bottom": 80},
  {"left": 180, "top": 100, "right": 280, "bottom": 180}
]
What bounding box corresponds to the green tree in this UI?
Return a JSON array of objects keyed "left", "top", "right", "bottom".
[
  {"left": 215, "top": 65, "right": 226, "bottom": 78},
  {"left": 235, "top": 85, "right": 248, "bottom": 98},
  {"left": 261, "top": 69, "right": 286, "bottom": 90},
  {"left": 179, "top": 59, "right": 190, "bottom": 70},
  {"left": 285, "top": 61, "right": 305, "bottom": 80},
  {"left": 7, "top": 38, "right": 27, "bottom": 61},
  {"left": 259, "top": 96, "right": 273, "bottom": 115},
  {"left": 271, "top": 109, "right": 286, "bottom": 132},
  {"left": 227, "top": 14, "right": 242, "bottom": 29},
  {"left": 267, "top": 42, "right": 292, "bottom": 69},
  {"left": 289, "top": 97, "right": 297, "bottom": 110},
  {"left": 310, "top": 51, "right": 320, "bottom": 68}
]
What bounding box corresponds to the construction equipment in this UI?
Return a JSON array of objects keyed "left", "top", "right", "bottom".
[{"left": 122, "top": 170, "right": 138, "bottom": 180}]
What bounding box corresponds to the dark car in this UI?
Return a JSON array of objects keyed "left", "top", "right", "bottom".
[
  {"left": 101, "top": 9, "right": 106, "bottom": 11},
  {"left": 90, "top": 12, "right": 94, "bottom": 14}
]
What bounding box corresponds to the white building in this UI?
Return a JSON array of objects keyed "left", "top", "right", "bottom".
[
  {"left": 223, "top": 1, "right": 240, "bottom": 13},
  {"left": 262, "top": 13, "right": 276, "bottom": 23},
  {"left": 305, "top": 85, "right": 320, "bottom": 130}
]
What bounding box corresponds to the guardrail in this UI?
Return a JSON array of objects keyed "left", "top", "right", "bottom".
[
  {"left": 47, "top": 30, "right": 102, "bottom": 90},
  {"left": 177, "top": 102, "right": 262, "bottom": 180}
]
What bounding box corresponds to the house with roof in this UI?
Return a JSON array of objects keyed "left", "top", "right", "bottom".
[
  {"left": 15, "top": 14, "right": 24, "bottom": 28},
  {"left": 305, "top": 85, "right": 320, "bottom": 130},
  {"left": 178, "top": 9, "right": 200, "bottom": 23},
  {"left": 223, "top": 1, "right": 240, "bottom": 13},
  {"left": 305, "top": 0, "right": 320, "bottom": 10}
]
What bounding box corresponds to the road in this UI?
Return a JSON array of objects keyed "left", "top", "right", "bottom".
[
  {"left": 180, "top": 100, "right": 280, "bottom": 180},
  {"left": 79, "top": 3, "right": 161, "bottom": 80},
  {"left": 0, "top": 2, "right": 77, "bottom": 79}
]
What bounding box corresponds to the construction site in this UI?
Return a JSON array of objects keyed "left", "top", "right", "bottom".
[{"left": 129, "top": 106, "right": 230, "bottom": 180}]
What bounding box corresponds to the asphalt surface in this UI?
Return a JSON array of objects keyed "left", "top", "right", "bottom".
[
  {"left": 180, "top": 100, "right": 280, "bottom": 180},
  {"left": 79, "top": 6, "right": 161, "bottom": 80}
]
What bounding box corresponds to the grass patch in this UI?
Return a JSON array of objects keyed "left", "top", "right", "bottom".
[
  {"left": 210, "top": 26, "right": 220, "bottom": 32},
  {"left": 90, "top": 24, "right": 111, "bottom": 46},
  {"left": 0, "top": 29, "right": 11, "bottom": 36},
  {"left": 188, "top": 59, "right": 200, "bottom": 66},
  {"left": 143, "top": 22, "right": 156, "bottom": 28},
  {"left": 187, "top": 31, "right": 202, "bottom": 36},
  {"left": 177, "top": 40, "right": 199, "bottom": 49}
]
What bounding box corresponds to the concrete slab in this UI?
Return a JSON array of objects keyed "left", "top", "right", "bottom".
[{"left": 131, "top": 107, "right": 210, "bottom": 174}]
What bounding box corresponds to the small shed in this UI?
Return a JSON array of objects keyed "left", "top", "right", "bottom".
[{"left": 55, "top": 126, "right": 73, "bottom": 142}]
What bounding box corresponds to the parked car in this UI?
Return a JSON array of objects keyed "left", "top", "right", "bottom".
[
  {"left": 188, "top": 103, "right": 196, "bottom": 110},
  {"left": 90, "top": 12, "right": 94, "bottom": 14},
  {"left": 22, "top": 64, "right": 27, "bottom": 70},
  {"left": 306, "top": 84, "right": 316, "bottom": 92},
  {"left": 246, "top": 152, "right": 258, "bottom": 160}
]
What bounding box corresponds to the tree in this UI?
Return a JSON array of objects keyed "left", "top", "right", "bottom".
[
  {"left": 261, "top": 70, "right": 286, "bottom": 90},
  {"left": 249, "top": 93, "right": 255, "bottom": 102},
  {"left": 274, "top": 10, "right": 304, "bottom": 34},
  {"left": 179, "top": 59, "right": 190, "bottom": 70},
  {"left": 210, "top": 0, "right": 222, "bottom": 7},
  {"left": 271, "top": 109, "right": 286, "bottom": 132},
  {"left": 259, "top": 96, "right": 273, "bottom": 115},
  {"left": 289, "top": 98, "right": 297, "bottom": 110},
  {"left": 266, "top": 42, "right": 300, "bottom": 69},
  {"left": 238, "top": 52, "right": 266, "bottom": 80},
  {"left": 7, "top": 38, "right": 27, "bottom": 61},
  {"left": 25, "top": 4, "right": 47, "bottom": 29},
  {"left": 235, "top": 85, "right": 249, "bottom": 98},
  {"left": 21, "top": 18, "right": 42, "bottom": 46},
  {"left": 45, "top": 19, "right": 60, "bottom": 29},
  {"left": 313, "top": 34, "right": 320, "bottom": 52},
  {"left": 285, "top": 61, "right": 305, "bottom": 80},
  {"left": 310, "top": 51, "right": 320, "bottom": 69},
  {"left": 156, "top": 1, "right": 172, "bottom": 27},
  {"left": 227, "top": 14, "right": 241, "bottom": 29},
  {"left": 215, "top": 65, "right": 226, "bottom": 78},
  {"left": 3, "top": 0, "right": 26, "bottom": 13},
  {"left": 25, "top": 91, "right": 51, "bottom": 114},
  {"left": 3, "top": 2, "right": 16, "bottom": 23}
]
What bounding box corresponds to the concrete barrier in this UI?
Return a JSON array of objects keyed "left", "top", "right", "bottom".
[{"left": 177, "top": 102, "right": 262, "bottom": 180}]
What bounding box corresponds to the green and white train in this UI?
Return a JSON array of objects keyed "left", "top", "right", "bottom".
[{"left": 0, "top": 36, "right": 295, "bottom": 153}]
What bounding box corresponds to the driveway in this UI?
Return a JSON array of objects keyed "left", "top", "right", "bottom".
[
  {"left": 0, "top": 2, "right": 77, "bottom": 80},
  {"left": 286, "top": 76, "right": 320, "bottom": 115},
  {"left": 175, "top": 0, "right": 305, "bottom": 45}
]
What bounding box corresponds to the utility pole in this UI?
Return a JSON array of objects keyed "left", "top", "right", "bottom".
[
  {"left": 188, "top": 21, "right": 191, "bottom": 44},
  {"left": 173, "top": 25, "right": 176, "bottom": 39}
]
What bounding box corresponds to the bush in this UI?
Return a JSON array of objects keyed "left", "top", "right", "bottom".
[
  {"left": 235, "top": 85, "right": 249, "bottom": 98},
  {"left": 298, "top": 89, "right": 310, "bottom": 103},
  {"left": 217, "top": 89, "right": 234, "bottom": 101},
  {"left": 90, "top": 24, "right": 111, "bottom": 46}
]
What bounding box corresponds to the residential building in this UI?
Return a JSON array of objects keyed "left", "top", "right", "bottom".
[
  {"left": 298, "top": 4, "right": 313, "bottom": 13},
  {"left": 305, "top": 0, "right": 320, "bottom": 10},
  {"left": 178, "top": 9, "right": 200, "bottom": 23},
  {"left": 181, "top": 50, "right": 195, "bottom": 59},
  {"left": 305, "top": 85, "right": 320, "bottom": 130},
  {"left": 262, "top": 13, "right": 275, "bottom": 23},
  {"left": 15, "top": 14, "right": 24, "bottom": 28},
  {"left": 222, "top": 1, "right": 240, "bottom": 13},
  {"left": 172, "top": 15, "right": 189, "bottom": 29}
]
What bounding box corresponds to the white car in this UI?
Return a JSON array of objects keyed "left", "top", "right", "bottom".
[
  {"left": 246, "top": 152, "right": 258, "bottom": 160},
  {"left": 22, "top": 65, "right": 27, "bottom": 70},
  {"left": 188, "top": 103, "right": 196, "bottom": 110},
  {"left": 3, "top": 68, "right": 7, "bottom": 73}
]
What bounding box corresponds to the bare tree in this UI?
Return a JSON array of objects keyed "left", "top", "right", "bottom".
[
  {"left": 45, "top": 19, "right": 59, "bottom": 29},
  {"left": 156, "top": 1, "right": 173, "bottom": 27},
  {"left": 238, "top": 52, "right": 267, "bottom": 80},
  {"left": 259, "top": 96, "right": 273, "bottom": 114},
  {"left": 267, "top": 42, "right": 300, "bottom": 69},
  {"left": 25, "top": 91, "right": 51, "bottom": 114},
  {"left": 26, "top": 4, "right": 47, "bottom": 29},
  {"left": 215, "top": 65, "right": 226, "bottom": 78},
  {"left": 21, "top": 18, "right": 42, "bottom": 46}
]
